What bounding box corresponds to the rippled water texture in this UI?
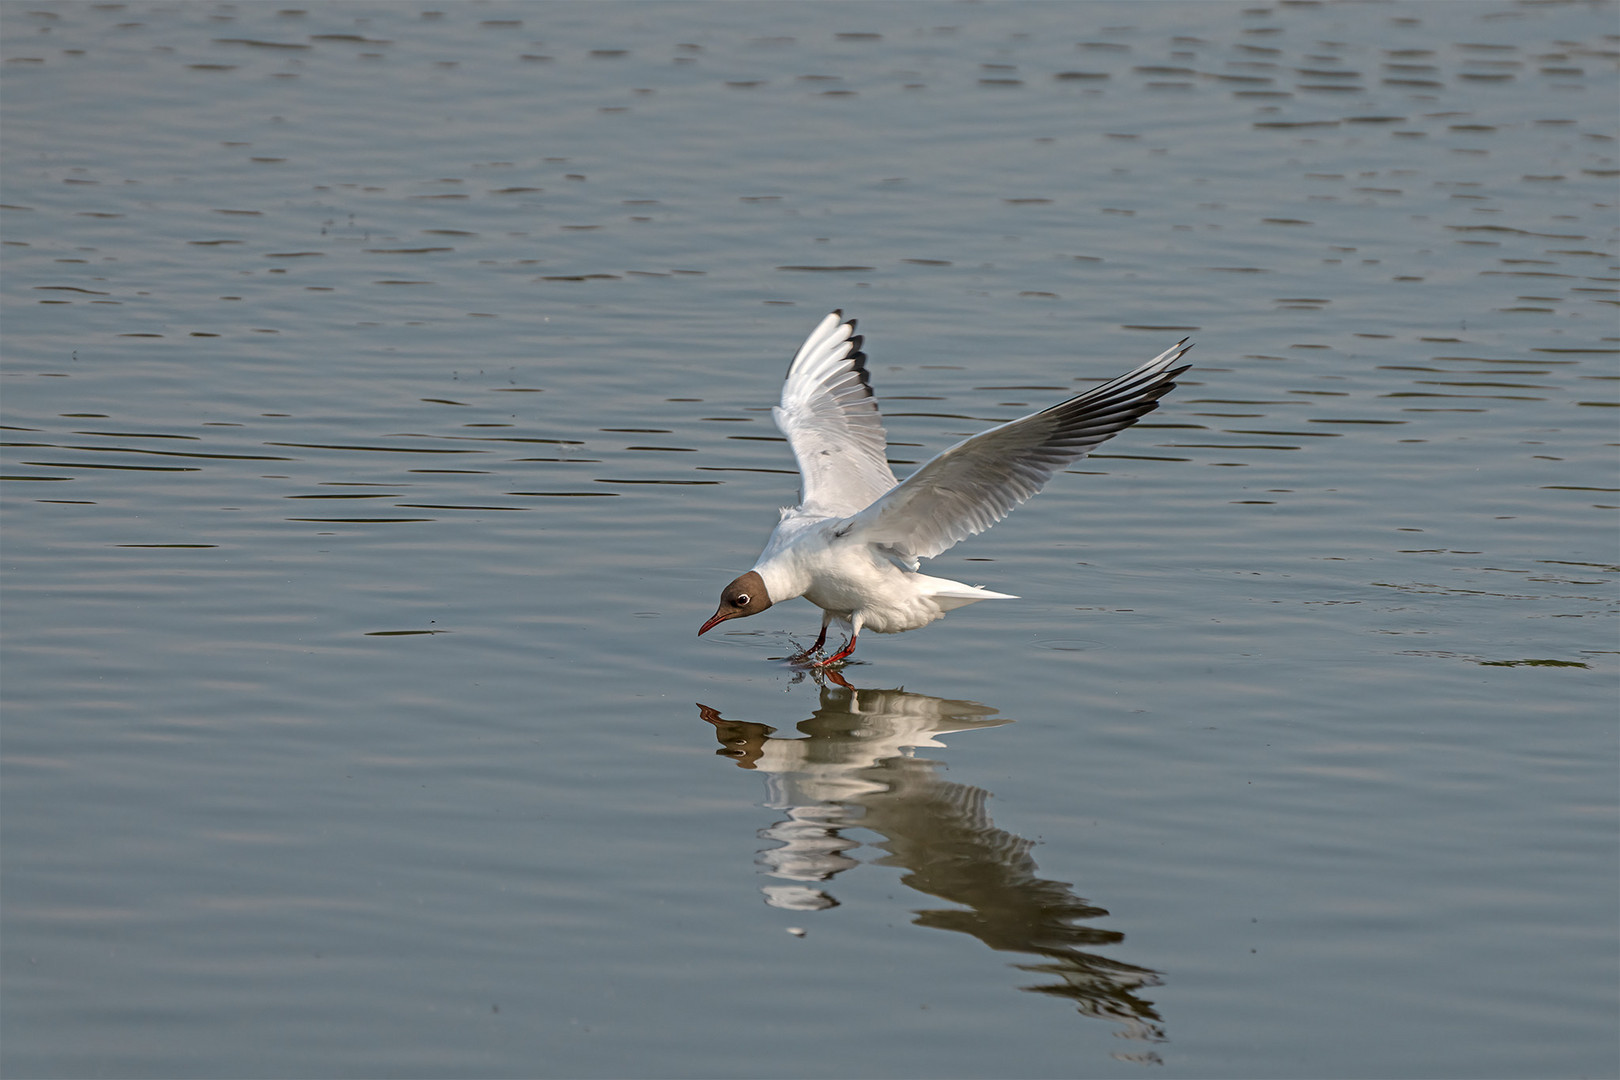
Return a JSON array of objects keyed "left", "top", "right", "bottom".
[{"left": 3, "top": 3, "right": 1616, "bottom": 1078}]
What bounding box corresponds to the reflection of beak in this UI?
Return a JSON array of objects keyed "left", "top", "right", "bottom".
[{"left": 698, "top": 607, "right": 734, "bottom": 636}]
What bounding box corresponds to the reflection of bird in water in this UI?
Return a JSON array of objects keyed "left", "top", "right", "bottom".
[{"left": 696, "top": 682, "right": 1165, "bottom": 1055}]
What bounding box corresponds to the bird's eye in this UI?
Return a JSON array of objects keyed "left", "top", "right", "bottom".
[{"left": 734, "top": 594, "right": 749, "bottom": 606}]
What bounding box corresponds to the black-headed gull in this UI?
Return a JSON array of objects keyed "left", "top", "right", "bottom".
[{"left": 700, "top": 311, "right": 1191, "bottom": 665}]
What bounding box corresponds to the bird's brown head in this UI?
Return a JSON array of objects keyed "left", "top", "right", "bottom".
[{"left": 699, "top": 570, "right": 772, "bottom": 635}]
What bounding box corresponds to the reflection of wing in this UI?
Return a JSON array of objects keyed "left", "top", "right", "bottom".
[
  {"left": 861, "top": 762, "right": 1163, "bottom": 1046},
  {"left": 696, "top": 683, "right": 1164, "bottom": 1049},
  {"left": 869, "top": 771, "right": 1114, "bottom": 943},
  {"left": 773, "top": 311, "right": 898, "bottom": 516}
]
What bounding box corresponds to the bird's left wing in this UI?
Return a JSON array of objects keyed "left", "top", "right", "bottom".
[
  {"left": 772, "top": 311, "right": 899, "bottom": 516},
  {"left": 846, "top": 339, "right": 1192, "bottom": 562}
]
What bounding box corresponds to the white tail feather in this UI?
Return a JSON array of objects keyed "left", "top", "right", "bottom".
[{"left": 917, "top": 575, "right": 1018, "bottom": 612}]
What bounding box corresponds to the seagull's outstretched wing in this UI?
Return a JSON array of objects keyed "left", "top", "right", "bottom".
[
  {"left": 847, "top": 339, "right": 1193, "bottom": 562},
  {"left": 772, "top": 311, "right": 899, "bottom": 516}
]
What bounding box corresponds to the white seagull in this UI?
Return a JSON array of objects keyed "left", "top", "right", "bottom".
[{"left": 699, "top": 311, "right": 1191, "bottom": 665}]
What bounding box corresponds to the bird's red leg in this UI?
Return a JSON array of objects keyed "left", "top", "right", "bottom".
[
  {"left": 788, "top": 618, "right": 831, "bottom": 664},
  {"left": 814, "top": 631, "right": 859, "bottom": 667}
]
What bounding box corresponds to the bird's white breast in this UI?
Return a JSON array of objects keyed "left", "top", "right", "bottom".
[{"left": 753, "top": 511, "right": 956, "bottom": 635}]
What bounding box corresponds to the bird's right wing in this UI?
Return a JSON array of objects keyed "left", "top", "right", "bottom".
[
  {"left": 772, "top": 311, "right": 899, "bottom": 516},
  {"left": 846, "top": 340, "right": 1192, "bottom": 562}
]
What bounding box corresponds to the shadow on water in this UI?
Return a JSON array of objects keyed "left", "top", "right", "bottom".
[{"left": 696, "top": 679, "right": 1166, "bottom": 1061}]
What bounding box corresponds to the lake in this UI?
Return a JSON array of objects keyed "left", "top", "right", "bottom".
[{"left": 2, "top": 2, "right": 1616, "bottom": 1077}]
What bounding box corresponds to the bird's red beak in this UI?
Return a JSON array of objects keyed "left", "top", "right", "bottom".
[{"left": 698, "top": 607, "right": 733, "bottom": 636}]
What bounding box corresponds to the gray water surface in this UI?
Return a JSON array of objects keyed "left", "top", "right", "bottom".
[{"left": 3, "top": 3, "right": 1616, "bottom": 1077}]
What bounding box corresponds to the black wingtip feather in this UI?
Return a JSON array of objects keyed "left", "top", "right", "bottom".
[
  {"left": 784, "top": 312, "right": 877, "bottom": 402},
  {"left": 847, "top": 335, "right": 875, "bottom": 399}
]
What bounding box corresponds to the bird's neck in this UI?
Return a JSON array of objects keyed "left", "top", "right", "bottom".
[{"left": 751, "top": 555, "right": 807, "bottom": 605}]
